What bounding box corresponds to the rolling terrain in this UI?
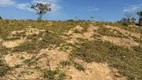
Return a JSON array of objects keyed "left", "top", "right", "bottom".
[{"left": 0, "top": 20, "right": 142, "bottom": 80}]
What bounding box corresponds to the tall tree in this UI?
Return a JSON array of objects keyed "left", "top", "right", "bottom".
[
  {"left": 120, "top": 17, "right": 127, "bottom": 23},
  {"left": 137, "top": 11, "right": 142, "bottom": 17},
  {"left": 131, "top": 17, "right": 136, "bottom": 24},
  {"left": 31, "top": 3, "right": 51, "bottom": 21},
  {"left": 137, "top": 11, "right": 142, "bottom": 26},
  {"left": 0, "top": 16, "right": 2, "bottom": 20},
  {"left": 90, "top": 16, "right": 94, "bottom": 21},
  {"left": 75, "top": 16, "right": 79, "bottom": 20},
  {"left": 137, "top": 11, "right": 142, "bottom": 41},
  {"left": 125, "top": 12, "right": 133, "bottom": 23}
]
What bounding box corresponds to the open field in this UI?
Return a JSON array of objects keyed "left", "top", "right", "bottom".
[{"left": 0, "top": 20, "right": 142, "bottom": 80}]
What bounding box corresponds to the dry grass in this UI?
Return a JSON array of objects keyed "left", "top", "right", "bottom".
[
  {"left": 72, "top": 40, "right": 142, "bottom": 80},
  {"left": 0, "top": 20, "right": 142, "bottom": 80}
]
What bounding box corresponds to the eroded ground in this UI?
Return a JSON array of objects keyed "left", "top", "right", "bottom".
[{"left": 0, "top": 20, "right": 142, "bottom": 80}]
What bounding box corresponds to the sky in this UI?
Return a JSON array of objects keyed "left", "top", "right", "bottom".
[{"left": 0, "top": 0, "right": 142, "bottom": 21}]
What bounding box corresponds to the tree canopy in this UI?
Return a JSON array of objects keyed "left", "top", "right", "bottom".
[
  {"left": 31, "top": 3, "right": 51, "bottom": 21},
  {"left": 137, "top": 11, "right": 142, "bottom": 26},
  {"left": 0, "top": 16, "right": 2, "bottom": 20},
  {"left": 137, "top": 11, "right": 142, "bottom": 18}
]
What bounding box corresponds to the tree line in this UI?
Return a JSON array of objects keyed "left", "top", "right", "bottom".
[{"left": 120, "top": 11, "right": 142, "bottom": 26}]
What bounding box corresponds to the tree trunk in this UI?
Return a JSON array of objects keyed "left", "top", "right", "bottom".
[{"left": 37, "top": 14, "right": 43, "bottom": 21}]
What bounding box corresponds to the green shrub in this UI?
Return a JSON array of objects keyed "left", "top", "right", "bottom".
[
  {"left": 43, "top": 69, "right": 66, "bottom": 80},
  {"left": 12, "top": 31, "right": 64, "bottom": 53},
  {"left": 60, "top": 61, "right": 71, "bottom": 68},
  {"left": 0, "top": 48, "right": 11, "bottom": 77},
  {"left": 97, "top": 26, "right": 128, "bottom": 38},
  {"left": 0, "top": 58, "right": 10, "bottom": 77},
  {"left": 67, "top": 19, "right": 74, "bottom": 22},
  {"left": 73, "top": 62, "right": 85, "bottom": 71},
  {"left": 122, "top": 22, "right": 129, "bottom": 26}
]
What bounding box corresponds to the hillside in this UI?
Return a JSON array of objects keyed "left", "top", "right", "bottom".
[{"left": 0, "top": 20, "right": 142, "bottom": 80}]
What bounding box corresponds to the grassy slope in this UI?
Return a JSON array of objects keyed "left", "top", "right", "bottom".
[
  {"left": 0, "top": 20, "right": 142, "bottom": 80},
  {"left": 72, "top": 40, "right": 142, "bottom": 80}
]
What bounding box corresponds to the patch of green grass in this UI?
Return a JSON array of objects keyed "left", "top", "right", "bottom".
[
  {"left": 0, "top": 47, "right": 12, "bottom": 77},
  {"left": 23, "top": 56, "right": 40, "bottom": 67},
  {"left": 4, "top": 31, "right": 26, "bottom": 41},
  {"left": 43, "top": 68, "right": 66, "bottom": 80},
  {"left": 109, "top": 22, "right": 142, "bottom": 34},
  {"left": 79, "top": 21, "right": 90, "bottom": 32},
  {"left": 131, "top": 36, "right": 142, "bottom": 44},
  {"left": 59, "top": 43, "right": 71, "bottom": 52},
  {"left": 97, "top": 26, "right": 129, "bottom": 38},
  {"left": 92, "top": 33, "right": 102, "bottom": 39},
  {"left": 73, "top": 62, "right": 85, "bottom": 71},
  {"left": 4, "top": 37, "right": 21, "bottom": 41},
  {"left": 72, "top": 40, "right": 142, "bottom": 80},
  {"left": 0, "top": 57, "right": 10, "bottom": 77},
  {"left": 121, "top": 22, "right": 129, "bottom": 26},
  {"left": 74, "top": 29, "right": 83, "bottom": 34},
  {"left": 0, "top": 46, "right": 9, "bottom": 55},
  {"left": 12, "top": 41, "right": 36, "bottom": 53},
  {"left": 133, "top": 46, "right": 142, "bottom": 53},
  {"left": 60, "top": 61, "right": 71, "bottom": 68},
  {"left": 12, "top": 31, "right": 64, "bottom": 53},
  {"left": 0, "top": 20, "right": 26, "bottom": 39},
  {"left": 0, "top": 20, "right": 78, "bottom": 40},
  {"left": 76, "top": 38, "right": 88, "bottom": 42},
  {"left": 91, "top": 21, "right": 107, "bottom": 27}
]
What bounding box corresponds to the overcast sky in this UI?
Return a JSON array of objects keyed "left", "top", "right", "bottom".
[{"left": 0, "top": 0, "right": 142, "bottom": 21}]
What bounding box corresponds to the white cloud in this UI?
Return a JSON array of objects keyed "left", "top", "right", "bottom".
[
  {"left": 17, "top": 3, "right": 33, "bottom": 12},
  {"left": 87, "top": 8, "right": 99, "bottom": 11},
  {"left": 78, "top": 6, "right": 99, "bottom": 12},
  {"left": 32, "top": 0, "right": 58, "bottom": 4},
  {"left": 0, "top": 0, "right": 15, "bottom": 6},
  {"left": 0, "top": 0, "right": 62, "bottom": 13},
  {"left": 123, "top": 4, "right": 142, "bottom": 12},
  {"left": 50, "top": 3, "right": 62, "bottom": 12}
]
